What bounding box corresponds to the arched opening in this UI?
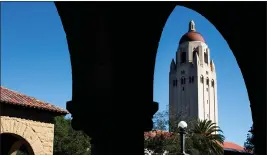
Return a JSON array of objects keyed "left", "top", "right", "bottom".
[
  {"left": 193, "top": 47, "right": 199, "bottom": 60},
  {"left": 2, "top": 2, "right": 264, "bottom": 155},
  {"left": 0, "top": 133, "right": 34, "bottom": 155},
  {"left": 50, "top": 2, "right": 264, "bottom": 155},
  {"left": 153, "top": 5, "right": 252, "bottom": 150}
]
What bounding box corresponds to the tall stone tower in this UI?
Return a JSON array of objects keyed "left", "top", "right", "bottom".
[{"left": 169, "top": 20, "right": 218, "bottom": 127}]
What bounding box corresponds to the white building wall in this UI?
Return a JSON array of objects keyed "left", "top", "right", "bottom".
[{"left": 197, "top": 57, "right": 204, "bottom": 120}]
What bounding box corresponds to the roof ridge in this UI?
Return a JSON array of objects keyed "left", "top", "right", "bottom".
[
  {"left": 1, "top": 86, "right": 42, "bottom": 102},
  {"left": 0, "top": 86, "right": 68, "bottom": 114}
]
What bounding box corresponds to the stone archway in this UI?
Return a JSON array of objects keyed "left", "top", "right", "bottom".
[
  {"left": 55, "top": 2, "right": 266, "bottom": 155},
  {"left": 0, "top": 86, "right": 68, "bottom": 155},
  {"left": 9, "top": 139, "right": 32, "bottom": 155},
  {"left": 1, "top": 133, "right": 34, "bottom": 155},
  {"left": 1, "top": 116, "right": 46, "bottom": 155}
]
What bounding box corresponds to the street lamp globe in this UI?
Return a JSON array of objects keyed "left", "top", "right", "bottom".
[
  {"left": 178, "top": 121, "right": 187, "bottom": 129},
  {"left": 178, "top": 121, "right": 189, "bottom": 155}
]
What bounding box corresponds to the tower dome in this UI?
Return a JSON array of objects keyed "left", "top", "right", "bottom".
[{"left": 179, "top": 20, "right": 205, "bottom": 45}]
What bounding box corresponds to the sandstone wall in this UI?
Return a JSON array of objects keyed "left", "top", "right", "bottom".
[{"left": 0, "top": 116, "right": 54, "bottom": 155}]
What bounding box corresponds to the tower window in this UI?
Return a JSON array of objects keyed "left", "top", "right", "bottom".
[
  {"left": 181, "top": 77, "right": 186, "bottom": 85},
  {"left": 192, "top": 76, "right": 194, "bottom": 83},
  {"left": 206, "top": 78, "right": 209, "bottom": 85},
  {"left": 200, "top": 76, "right": 204, "bottom": 83},
  {"left": 189, "top": 76, "right": 191, "bottom": 83},
  {"left": 182, "top": 87, "right": 184, "bottom": 91},
  {"left": 173, "top": 79, "right": 178, "bottom": 87},
  {"left": 204, "top": 52, "right": 208, "bottom": 64},
  {"left": 181, "top": 52, "right": 186, "bottom": 64}
]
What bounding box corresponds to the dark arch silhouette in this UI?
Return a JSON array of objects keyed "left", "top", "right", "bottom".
[
  {"left": 54, "top": 2, "right": 266, "bottom": 155},
  {"left": 0, "top": 133, "right": 34, "bottom": 155}
]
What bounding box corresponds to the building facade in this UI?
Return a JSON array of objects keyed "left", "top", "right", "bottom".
[
  {"left": 169, "top": 20, "right": 218, "bottom": 126},
  {"left": 0, "top": 86, "right": 68, "bottom": 155}
]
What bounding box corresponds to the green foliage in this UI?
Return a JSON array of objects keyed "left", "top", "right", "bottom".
[
  {"left": 146, "top": 107, "right": 225, "bottom": 155},
  {"left": 244, "top": 125, "right": 255, "bottom": 153},
  {"left": 163, "top": 133, "right": 179, "bottom": 153},
  {"left": 145, "top": 134, "right": 167, "bottom": 153},
  {"left": 16, "top": 150, "right": 28, "bottom": 155},
  {"left": 153, "top": 111, "right": 168, "bottom": 131},
  {"left": 190, "top": 119, "right": 225, "bottom": 155},
  {"left": 53, "top": 116, "right": 91, "bottom": 155}
]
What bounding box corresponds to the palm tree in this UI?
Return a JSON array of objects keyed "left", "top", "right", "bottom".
[{"left": 190, "top": 119, "right": 225, "bottom": 155}]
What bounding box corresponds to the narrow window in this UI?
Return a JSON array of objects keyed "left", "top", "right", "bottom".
[
  {"left": 189, "top": 76, "right": 191, "bottom": 83},
  {"left": 204, "top": 52, "right": 208, "bottom": 64},
  {"left": 182, "top": 87, "right": 184, "bottom": 91},
  {"left": 175, "top": 79, "right": 178, "bottom": 86},
  {"left": 206, "top": 78, "right": 209, "bottom": 86},
  {"left": 181, "top": 52, "right": 186, "bottom": 64},
  {"left": 184, "top": 77, "right": 186, "bottom": 84},
  {"left": 200, "top": 76, "right": 204, "bottom": 83},
  {"left": 192, "top": 76, "right": 194, "bottom": 83},
  {"left": 211, "top": 80, "right": 214, "bottom": 87},
  {"left": 173, "top": 80, "right": 175, "bottom": 86}
]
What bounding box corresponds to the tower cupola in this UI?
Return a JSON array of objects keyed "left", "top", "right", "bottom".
[{"left": 179, "top": 20, "right": 206, "bottom": 45}]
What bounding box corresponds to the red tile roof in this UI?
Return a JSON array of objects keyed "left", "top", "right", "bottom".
[
  {"left": 223, "top": 142, "right": 245, "bottom": 151},
  {"left": 0, "top": 86, "right": 68, "bottom": 114}
]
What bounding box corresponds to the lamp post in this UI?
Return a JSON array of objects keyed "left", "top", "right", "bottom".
[{"left": 178, "top": 121, "right": 189, "bottom": 155}]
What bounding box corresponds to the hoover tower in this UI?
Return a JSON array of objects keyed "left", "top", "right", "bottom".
[{"left": 169, "top": 20, "right": 218, "bottom": 127}]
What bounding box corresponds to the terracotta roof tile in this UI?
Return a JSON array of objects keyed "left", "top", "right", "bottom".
[
  {"left": 223, "top": 142, "right": 245, "bottom": 151},
  {"left": 0, "top": 86, "right": 68, "bottom": 114},
  {"left": 179, "top": 31, "right": 205, "bottom": 45}
]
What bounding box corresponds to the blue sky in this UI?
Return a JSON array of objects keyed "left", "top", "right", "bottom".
[{"left": 2, "top": 2, "right": 252, "bottom": 146}]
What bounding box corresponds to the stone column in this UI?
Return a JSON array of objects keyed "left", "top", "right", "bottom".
[{"left": 55, "top": 2, "right": 175, "bottom": 155}]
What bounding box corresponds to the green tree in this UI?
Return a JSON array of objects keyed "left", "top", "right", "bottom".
[
  {"left": 244, "top": 125, "right": 255, "bottom": 153},
  {"left": 16, "top": 150, "right": 28, "bottom": 155},
  {"left": 53, "top": 116, "right": 91, "bottom": 155},
  {"left": 190, "top": 119, "right": 225, "bottom": 155},
  {"left": 153, "top": 110, "right": 168, "bottom": 131},
  {"left": 146, "top": 106, "right": 225, "bottom": 155}
]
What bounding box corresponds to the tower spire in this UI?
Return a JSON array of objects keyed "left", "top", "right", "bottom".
[{"left": 189, "top": 20, "right": 196, "bottom": 32}]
